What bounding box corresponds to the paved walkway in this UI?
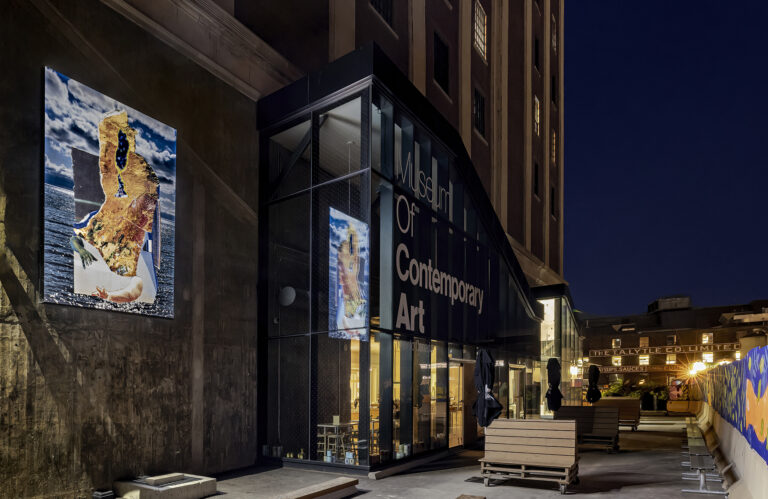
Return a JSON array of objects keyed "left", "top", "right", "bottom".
[{"left": 217, "top": 417, "right": 717, "bottom": 498}]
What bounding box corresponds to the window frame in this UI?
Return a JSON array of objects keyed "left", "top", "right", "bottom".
[
  {"left": 533, "top": 96, "right": 540, "bottom": 136},
  {"left": 472, "top": 87, "right": 486, "bottom": 137},
  {"left": 611, "top": 356, "right": 622, "bottom": 367},
  {"left": 473, "top": 0, "right": 487, "bottom": 61},
  {"left": 433, "top": 31, "right": 451, "bottom": 96},
  {"left": 370, "top": 0, "right": 394, "bottom": 28}
]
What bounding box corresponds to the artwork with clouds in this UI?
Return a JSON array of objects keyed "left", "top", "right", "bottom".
[
  {"left": 42, "top": 67, "right": 176, "bottom": 318},
  {"left": 328, "top": 207, "right": 369, "bottom": 341}
]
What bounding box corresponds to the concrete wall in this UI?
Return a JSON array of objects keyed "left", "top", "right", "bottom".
[
  {"left": 0, "top": 0, "right": 259, "bottom": 495},
  {"left": 701, "top": 403, "right": 766, "bottom": 499}
]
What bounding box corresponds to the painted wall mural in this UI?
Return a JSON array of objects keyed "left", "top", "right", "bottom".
[
  {"left": 702, "top": 345, "right": 768, "bottom": 465},
  {"left": 43, "top": 68, "right": 176, "bottom": 318}
]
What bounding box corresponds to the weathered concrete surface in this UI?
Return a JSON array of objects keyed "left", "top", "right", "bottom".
[
  {"left": 0, "top": 0, "right": 259, "bottom": 496},
  {"left": 218, "top": 419, "right": 714, "bottom": 498}
]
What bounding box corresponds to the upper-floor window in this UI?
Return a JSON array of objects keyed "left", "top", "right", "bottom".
[
  {"left": 667, "top": 334, "right": 677, "bottom": 346},
  {"left": 551, "top": 15, "right": 557, "bottom": 53},
  {"left": 370, "top": 0, "right": 393, "bottom": 27},
  {"left": 550, "top": 186, "right": 556, "bottom": 218},
  {"left": 735, "top": 351, "right": 741, "bottom": 360},
  {"left": 473, "top": 1, "right": 487, "bottom": 60},
  {"left": 551, "top": 75, "right": 557, "bottom": 104},
  {"left": 666, "top": 354, "right": 676, "bottom": 365},
  {"left": 533, "top": 96, "right": 540, "bottom": 136},
  {"left": 612, "top": 356, "right": 622, "bottom": 366},
  {"left": 434, "top": 32, "right": 450, "bottom": 95},
  {"left": 639, "top": 336, "right": 649, "bottom": 347},
  {"left": 702, "top": 352, "right": 714, "bottom": 363},
  {"left": 702, "top": 332, "right": 713, "bottom": 344},
  {"left": 473, "top": 88, "right": 486, "bottom": 136},
  {"left": 533, "top": 162, "right": 540, "bottom": 196},
  {"left": 639, "top": 355, "right": 649, "bottom": 366},
  {"left": 551, "top": 129, "right": 556, "bottom": 166},
  {"left": 612, "top": 338, "right": 621, "bottom": 348},
  {"left": 534, "top": 37, "right": 540, "bottom": 71}
]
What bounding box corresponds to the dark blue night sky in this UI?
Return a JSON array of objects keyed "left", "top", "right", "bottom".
[{"left": 565, "top": 2, "right": 768, "bottom": 316}]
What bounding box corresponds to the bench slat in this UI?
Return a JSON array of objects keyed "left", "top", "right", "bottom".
[
  {"left": 486, "top": 436, "right": 575, "bottom": 447},
  {"left": 485, "top": 443, "right": 575, "bottom": 456},
  {"left": 482, "top": 451, "right": 575, "bottom": 468}
]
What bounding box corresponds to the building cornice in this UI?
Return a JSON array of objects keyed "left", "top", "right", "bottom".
[{"left": 100, "top": 0, "right": 303, "bottom": 101}]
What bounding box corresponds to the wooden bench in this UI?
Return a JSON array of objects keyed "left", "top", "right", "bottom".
[
  {"left": 595, "top": 397, "right": 641, "bottom": 430},
  {"left": 554, "top": 406, "right": 619, "bottom": 452},
  {"left": 479, "top": 419, "right": 579, "bottom": 495}
]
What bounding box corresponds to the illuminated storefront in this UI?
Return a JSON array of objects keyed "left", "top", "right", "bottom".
[
  {"left": 533, "top": 285, "right": 582, "bottom": 415},
  {"left": 256, "top": 45, "right": 545, "bottom": 469}
]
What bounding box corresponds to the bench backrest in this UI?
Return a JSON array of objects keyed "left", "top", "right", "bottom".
[
  {"left": 595, "top": 397, "right": 640, "bottom": 423},
  {"left": 554, "top": 406, "right": 619, "bottom": 437},
  {"left": 484, "top": 419, "right": 577, "bottom": 468}
]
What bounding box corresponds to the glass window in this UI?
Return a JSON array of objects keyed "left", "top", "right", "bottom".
[
  {"left": 735, "top": 351, "right": 741, "bottom": 360},
  {"left": 370, "top": 0, "right": 393, "bottom": 26},
  {"left": 393, "top": 337, "right": 412, "bottom": 459},
  {"left": 473, "top": 1, "right": 487, "bottom": 60},
  {"left": 473, "top": 88, "right": 486, "bottom": 137},
  {"left": 551, "top": 15, "right": 557, "bottom": 53},
  {"left": 639, "top": 355, "right": 649, "bottom": 366},
  {"left": 316, "top": 97, "right": 362, "bottom": 184},
  {"left": 533, "top": 96, "right": 540, "bottom": 136},
  {"left": 612, "top": 356, "right": 622, "bottom": 366},
  {"left": 268, "top": 119, "right": 311, "bottom": 200},
  {"left": 413, "top": 339, "right": 431, "bottom": 454},
  {"left": 372, "top": 93, "right": 394, "bottom": 177},
  {"left": 315, "top": 334, "right": 362, "bottom": 464},
  {"left": 612, "top": 338, "right": 621, "bottom": 348},
  {"left": 550, "top": 186, "right": 556, "bottom": 218},
  {"left": 639, "top": 336, "right": 649, "bottom": 347},
  {"left": 702, "top": 332, "right": 713, "bottom": 344},
  {"left": 666, "top": 354, "right": 676, "bottom": 365},
  {"left": 667, "top": 335, "right": 677, "bottom": 346},
  {"left": 534, "top": 37, "right": 540, "bottom": 70},
  {"left": 551, "top": 129, "right": 556, "bottom": 166},
  {"left": 430, "top": 340, "right": 448, "bottom": 449},
  {"left": 551, "top": 75, "right": 557, "bottom": 104},
  {"left": 268, "top": 193, "right": 310, "bottom": 337},
  {"left": 266, "top": 336, "right": 309, "bottom": 460},
  {"left": 434, "top": 32, "right": 450, "bottom": 95},
  {"left": 533, "top": 162, "right": 540, "bottom": 196},
  {"left": 702, "top": 352, "right": 714, "bottom": 363}
]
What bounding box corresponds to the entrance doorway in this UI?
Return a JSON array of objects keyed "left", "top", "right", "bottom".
[
  {"left": 448, "top": 360, "right": 478, "bottom": 447},
  {"left": 508, "top": 366, "right": 525, "bottom": 419}
]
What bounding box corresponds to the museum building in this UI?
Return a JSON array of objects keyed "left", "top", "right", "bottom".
[
  {"left": 257, "top": 44, "right": 579, "bottom": 468},
  {"left": 0, "top": 0, "right": 575, "bottom": 494}
]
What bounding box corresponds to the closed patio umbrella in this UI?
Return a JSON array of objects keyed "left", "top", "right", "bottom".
[
  {"left": 586, "top": 365, "right": 602, "bottom": 403},
  {"left": 545, "top": 358, "right": 564, "bottom": 412},
  {"left": 472, "top": 348, "right": 503, "bottom": 427}
]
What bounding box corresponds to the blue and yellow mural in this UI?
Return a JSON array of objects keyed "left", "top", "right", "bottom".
[{"left": 702, "top": 345, "right": 768, "bottom": 465}]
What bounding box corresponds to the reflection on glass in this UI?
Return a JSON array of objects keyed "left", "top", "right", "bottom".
[
  {"left": 393, "top": 337, "right": 413, "bottom": 459},
  {"left": 268, "top": 119, "right": 311, "bottom": 200},
  {"left": 317, "top": 97, "right": 362, "bottom": 184},
  {"left": 430, "top": 340, "right": 447, "bottom": 449},
  {"left": 370, "top": 332, "right": 381, "bottom": 460},
  {"left": 448, "top": 361, "right": 463, "bottom": 447},
  {"left": 413, "top": 339, "right": 431, "bottom": 453}
]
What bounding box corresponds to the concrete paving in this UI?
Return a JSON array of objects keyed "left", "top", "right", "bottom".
[{"left": 217, "top": 417, "right": 722, "bottom": 498}]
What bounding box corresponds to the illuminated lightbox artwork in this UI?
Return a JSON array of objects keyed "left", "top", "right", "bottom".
[
  {"left": 42, "top": 68, "right": 176, "bottom": 318},
  {"left": 328, "top": 208, "right": 369, "bottom": 341}
]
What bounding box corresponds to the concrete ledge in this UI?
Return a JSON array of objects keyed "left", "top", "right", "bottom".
[
  {"left": 367, "top": 450, "right": 450, "bottom": 480},
  {"left": 275, "top": 477, "right": 358, "bottom": 499},
  {"left": 114, "top": 473, "right": 216, "bottom": 499}
]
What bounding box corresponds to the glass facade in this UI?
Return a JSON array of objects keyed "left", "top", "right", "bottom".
[
  {"left": 260, "top": 70, "right": 545, "bottom": 468},
  {"left": 537, "top": 296, "right": 581, "bottom": 416}
]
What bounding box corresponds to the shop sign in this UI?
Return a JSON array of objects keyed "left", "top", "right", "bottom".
[
  {"left": 589, "top": 343, "right": 740, "bottom": 357},
  {"left": 598, "top": 365, "right": 685, "bottom": 374}
]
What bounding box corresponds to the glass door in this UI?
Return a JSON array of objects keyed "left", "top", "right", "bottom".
[
  {"left": 509, "top": 367, "right": 525, "bottom": 419},
  {"left": 448, "top": 361, "right": 464, "bottom": 447}
]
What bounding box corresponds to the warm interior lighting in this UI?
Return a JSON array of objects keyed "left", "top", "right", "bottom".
[{"left": 569, "top": 364, "right": 579, "bottom": 376}]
